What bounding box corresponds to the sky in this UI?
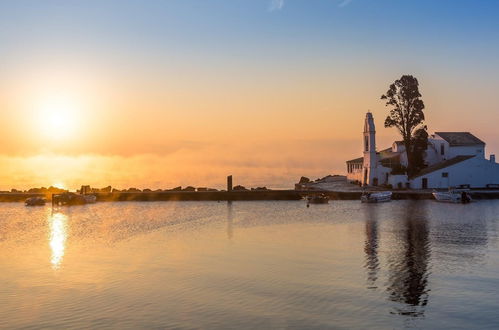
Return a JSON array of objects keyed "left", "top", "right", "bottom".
[{"left": 0, "top": 0, "right": 498, "bottom": 190}]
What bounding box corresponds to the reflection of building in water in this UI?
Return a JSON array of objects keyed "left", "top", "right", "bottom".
[
  {"left": 227, "top": 201, "right": 233, "bottom": 240},
  {"left": 363, "top": 205, "right": 380, "bottom": 289},
  {"left": 48, "top": 211, "right": 68, "bottom": 269},
  {"left": 386, "top": 202, "right": 431, "bottom": 317}
]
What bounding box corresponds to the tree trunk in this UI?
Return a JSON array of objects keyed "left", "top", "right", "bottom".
[{"left": 404, "top": 140, "right": 414, "bottom": 176}]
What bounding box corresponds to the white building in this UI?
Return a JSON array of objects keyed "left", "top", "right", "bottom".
[{"left": 346, "top": 112, "right": 499, "bottom": 189}]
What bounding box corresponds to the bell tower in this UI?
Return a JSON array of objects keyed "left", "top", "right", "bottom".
[{"left": 363, "top": 112, "right": 378, "bottom": 186}]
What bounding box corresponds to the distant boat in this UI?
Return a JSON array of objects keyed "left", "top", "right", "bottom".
[
  {"left": 83, "top": 194, "right": 97, "bottom": 203},
  {"left": 432, "top": 189, "right": 472, "bottom": 203},
  {"left": 306, "top": 194, "right": 329, "bottom": 204},
  {"left": 52, "top": 192, "right": 97, "bottom": 206},
  {"left": 25, "top": 197, "right": 47, "bottom": 206},
  {"left": 361, "top": 191, "right": 392, "bottom": 203}
]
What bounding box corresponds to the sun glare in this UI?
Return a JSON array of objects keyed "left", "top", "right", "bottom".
[
  {"left": 52, "top": 182, "right": 67, "bottom": 190},
  {"left": 37, "top": 96, "right": 81, "bottom": 140},
  {"left": 48, "top": 211, "right": 68, "bottom": 270}
]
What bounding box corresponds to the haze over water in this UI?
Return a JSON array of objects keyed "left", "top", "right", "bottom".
[{"left": 2, "top": 200, "right": 499, "bottom": 329}]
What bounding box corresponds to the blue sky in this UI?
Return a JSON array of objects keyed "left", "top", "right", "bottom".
[
  {"left": 1, "top": 0, "right": 498, "bottom": 57},
  {"left": 0, "top": 0, "right": 498, "bottom": 189}
]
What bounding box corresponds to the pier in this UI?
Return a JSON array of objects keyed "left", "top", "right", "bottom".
[{"left": 3, "top": 189, "right": 499, "bottom": 202}]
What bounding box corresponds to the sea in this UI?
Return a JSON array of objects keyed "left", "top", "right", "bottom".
[{"left": 1, "top": 200, "right": 499, "bottom": 329}]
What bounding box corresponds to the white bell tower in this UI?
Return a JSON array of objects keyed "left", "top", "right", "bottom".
[{"left": 363, "top": 112, "right": 378, "bottom": 186}]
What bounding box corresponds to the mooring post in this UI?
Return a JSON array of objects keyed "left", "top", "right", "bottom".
[{"left": 227, "top": 175, "right": 233, "bottom": 202}]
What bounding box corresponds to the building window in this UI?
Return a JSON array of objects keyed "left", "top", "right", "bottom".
[
  {"left": 442, "top": 172, "right": 449, "bottom": 178},
  {"left": 365, "top": 136, "right": 369, "bottom": 152},
  {"left": 440, "top": 144, "right": 445, "bottom": 155}
]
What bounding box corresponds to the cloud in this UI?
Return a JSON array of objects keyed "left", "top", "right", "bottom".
[{"left": 269, "top": 0, "right": 285, "bottom": 11}]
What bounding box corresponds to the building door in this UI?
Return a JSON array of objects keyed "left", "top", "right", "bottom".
[
  {"left": 373, "top": 178, "right": 378, "bottom": 186},
  {"left": 363, "top": 169, "right": 368, "bottom": 186},
  {"left": 422, "top": 178, "right": 428, "bottom": 189}
]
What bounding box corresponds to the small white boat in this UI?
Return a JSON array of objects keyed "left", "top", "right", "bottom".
[
  {"left": 361, "top": 191, "right": 392, "bottom": 203},
  {"left": 25, "top": 197, "right": 47, "bottom": 206},
  {"left": 432, "top": 189, "right": 472, "bottom": 203}
]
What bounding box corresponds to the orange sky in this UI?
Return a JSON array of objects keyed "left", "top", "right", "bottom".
[
  {"left": 1, "top": 64, "right": 497, "bottom": 191},
  {"left": 1, "top": 1, "right": 498, "bottom": 190}
]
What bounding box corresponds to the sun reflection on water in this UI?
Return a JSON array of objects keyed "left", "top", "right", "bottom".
[{"left": 48, "top": 211, "right": 68, "bottom": 269}]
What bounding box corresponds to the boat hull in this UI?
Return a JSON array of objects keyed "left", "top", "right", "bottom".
[
  {"left": 25, "top": 197, "right": 47, "bottom": 206},
  {"left": 432, "top": 191, "right": 472, "bottom": 203},
  {"left": 361, "top": 192, "right": 392, "bottom": 203},
  {"left": 52, "top": 193, "right": 97, "bottom": 206},
  {"left": 306, "top": 195, "right": 329, "bottom": 204}
]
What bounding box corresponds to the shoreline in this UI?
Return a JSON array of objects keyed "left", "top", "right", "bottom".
[{"left": 3, "top": 190, "right": 499, "bottom": 202}]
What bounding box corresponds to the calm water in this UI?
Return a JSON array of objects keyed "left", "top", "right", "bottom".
[{"left": 1, "top": 200, "right": 499, "bottom": 329}]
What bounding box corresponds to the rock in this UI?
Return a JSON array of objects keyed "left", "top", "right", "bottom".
[
  {"left": 299, "top": 176, "right": 310, "bottom": 184},
  {"left": 251, "top": 187, "right": 269, "bottom": 191},
  {"left": 99, "top": 186, "right": 112, "bottom": 193}
]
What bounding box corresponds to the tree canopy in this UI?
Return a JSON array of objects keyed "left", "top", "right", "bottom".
[{"left": 381, "top": 75, "right": 428, "bottom": 175}]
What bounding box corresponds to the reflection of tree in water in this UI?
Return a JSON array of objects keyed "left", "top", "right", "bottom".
[
  {"left": 363, "top": 205, "right": 380, "bottom": 289},
  {"left": 386, "top": 201, "right": 431, "bottom": 317}
]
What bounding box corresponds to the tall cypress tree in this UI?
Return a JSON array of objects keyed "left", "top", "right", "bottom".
[{"left": 381, "top": 75, "right": 428, "bottom": 176}]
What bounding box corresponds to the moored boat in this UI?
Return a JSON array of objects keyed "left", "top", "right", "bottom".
[
  {"left": 25, "top": 197, "right": 47, "bottom": 206},
  {"left": 432, "top": 189, "right": 472, "bottom": 203},
  {"left": 52, "top": 192, "right": 97, "bottom": 206},
  {"left": 306, "top": 194, "right": 330, "bottom": 204},
  {"left": 361, "top": 191, "right": 392, "bottom": 203}
]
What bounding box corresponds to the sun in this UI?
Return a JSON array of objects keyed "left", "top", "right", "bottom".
[{"left": 37, "top": 96, "right": 80, "bottom": 140}]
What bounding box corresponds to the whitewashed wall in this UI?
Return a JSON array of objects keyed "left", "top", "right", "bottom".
[
  {"left": 428, "top": 137, "right": 449, "bottom": 160},
  {"left": 425, "top": 140, "right": 442, "bottom": 166},
  {"left": 388, "top": 174, "right": 409, "bottom": 188},
  {"left": 375, "top": 165, "right": 392, "bottom": 186},
  {"left": 410, "top": 157, "right": 499, "bottom": 189},
  {"left": 447, "top": 145, "right": 485, "bottom": 159},
  {"left": 347, "top": 169, "right": 363, "bottom": 183},
  {"left": 430, "top": 136, "right": 485, "bottom": 160}
]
